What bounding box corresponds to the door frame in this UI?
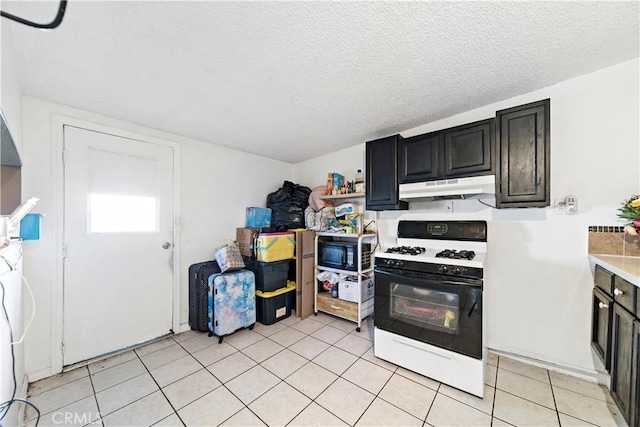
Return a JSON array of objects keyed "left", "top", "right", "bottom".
[{"left": 51, "top": 115, "right": 181, "bottom": 373}]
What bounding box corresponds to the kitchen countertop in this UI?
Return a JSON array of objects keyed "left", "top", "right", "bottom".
[{"left": 590, "top": 254, "right": 640, "bottom": 286}]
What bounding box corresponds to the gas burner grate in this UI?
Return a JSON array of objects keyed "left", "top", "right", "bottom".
[
  {"left": 435, "top": 249, "right": 476, "bottom": 260},
  {"left": 385, "top": 246, "right": 426, "bottom": 256}
]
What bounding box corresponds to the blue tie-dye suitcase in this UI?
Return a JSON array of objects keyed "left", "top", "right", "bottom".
[{"left": 208, "top": 270, "right": 256, "bottom": 343}]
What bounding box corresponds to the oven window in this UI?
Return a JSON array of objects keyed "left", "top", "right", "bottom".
[{"left": 390, "top": 283, "right": 460, "bottom": 333}]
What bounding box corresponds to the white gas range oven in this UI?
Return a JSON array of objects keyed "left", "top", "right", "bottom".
[{"left": 373, "top": 220, "right": 487, "bottom": 397}]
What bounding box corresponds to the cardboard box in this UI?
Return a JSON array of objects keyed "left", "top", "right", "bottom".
[
  {"left": 236, "top": 227, "right": 259, "bottom": 257},
  {"left": 292, "top": 230, "right": 315, "bottom": 319},
  {"left": 338, "top": 277, "right": 374, "bottom": 303}
]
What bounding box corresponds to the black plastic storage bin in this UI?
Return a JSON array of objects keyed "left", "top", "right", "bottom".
[
  {"left": 243, "top": 258, "right": 289, "bottom": 292},
  {"left": 256, "top": 282, "right": 296, "bottom": 325}
]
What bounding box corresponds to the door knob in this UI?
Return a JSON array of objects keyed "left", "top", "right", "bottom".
[
  {"left": 598, "top": 302, "right": 609, "bottom": 309},
  {"left": 614, "top": 288, "right": 624, "bottom": 296},
  {"left": 162, "top": 242, "right": 172, "bottom": 249}
]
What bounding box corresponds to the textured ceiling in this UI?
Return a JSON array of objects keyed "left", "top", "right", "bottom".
[{"left": 4, "top": 1, "right": 639, "bottom": 163}]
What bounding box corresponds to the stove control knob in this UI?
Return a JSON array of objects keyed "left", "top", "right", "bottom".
[
  {"left": 438, "top": 265, "right": 448, "bottom": 273},
  {"left": 452, "top": 267, "right": 462, "bottom": 275},
  {"left": 395, "top": 260, "right": 404, "bottom": 268}
]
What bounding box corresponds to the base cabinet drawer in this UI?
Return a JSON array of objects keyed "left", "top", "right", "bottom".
[
  {"left": 614, "top": 276, "right": 637, "bottom": 315},
  {"left": 316, "top": 292, "right": 373, "bottom": 322},
  {"left": 595, "top": 265, "right": 614, "bottom": 295}
]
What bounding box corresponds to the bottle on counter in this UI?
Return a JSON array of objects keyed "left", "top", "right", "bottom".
[{"left": 354, "top": 169, "right": 365, "bottom": 194}]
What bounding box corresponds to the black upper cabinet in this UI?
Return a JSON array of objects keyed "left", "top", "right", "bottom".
[
  {"left": 442, "top": 119, "right": 495, "bottom": 178},
  {"left": 398, "top": 119, "right": 494, "bottom": 184},
  {"left": 398, "top": 132, "right": 440, "bottom": 183},
  {"left": 366, "top": 135, "right": 408, "bottom": 211},
  {"left": 496, "top": 99, "right": 550, "bottom": 208}
]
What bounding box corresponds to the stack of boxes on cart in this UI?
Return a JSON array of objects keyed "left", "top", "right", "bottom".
[{"left": 237, "top": 207, "right": 296, "bottom": 325}]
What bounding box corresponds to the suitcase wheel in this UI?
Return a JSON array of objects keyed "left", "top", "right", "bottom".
[
  {"left": 208, "top": 332, "right": 213, "bottom": 337},
  {"left": 249, "top": 323, "right": 255, "bottom": 331},
  {"left": 218, "top": 336, "right": 224, "bottom": 344}
]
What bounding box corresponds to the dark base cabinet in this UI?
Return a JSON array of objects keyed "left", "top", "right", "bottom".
[
  {"left": 632, "top": 321, "right": 640, "bottom": 427},
  {"left": 612, "top": 303, "right": 634, "bottom": 423},
  {"left": 592, "top": 287, "right": 613, "bottom": 370},
  {"left": 592, "top": 263, "right": 638, "bottom": 426}
]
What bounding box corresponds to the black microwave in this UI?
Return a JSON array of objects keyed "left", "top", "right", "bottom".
[{"left": 318, "top": 241, "right": 371, "bottom": 271}]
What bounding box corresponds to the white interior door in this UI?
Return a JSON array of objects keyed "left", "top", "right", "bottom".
[{"left": 63, "top": 125, "right": 175, "bottom": 366}]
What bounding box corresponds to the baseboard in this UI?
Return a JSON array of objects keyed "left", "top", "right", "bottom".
[
  {"left": 488, "top": 347, "right": 605, "bottom": 384},
  {"left": 13, "top": 374, "right": 29, "bottom": 427},
  {"left": 27, "top": 366, "right": 55, "bottom": 383},
  {"left": 177, "top": 323, "right": 191, "bottom": 334}
]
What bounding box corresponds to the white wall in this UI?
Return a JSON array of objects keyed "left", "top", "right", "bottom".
[
  {"left": 1, "top": 20, "right": 22, "bottom": 152},
  {"left": 294, "top": 58, "right": 640, "bottom": 374},
  {"left": 21, "top": 97, "right": 293, "bottom": 379},
  {"left": 0, "top": 20, "right": 26, "bottom": 427}
]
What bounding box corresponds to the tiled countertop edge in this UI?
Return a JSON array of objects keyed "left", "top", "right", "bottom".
[{"left": 589, "top": 254, "right": 640, "bottom": 286}]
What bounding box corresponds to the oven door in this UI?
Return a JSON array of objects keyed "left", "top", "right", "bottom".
[{"left": 374, "top": 267, "right": 483, "bottom": 359}]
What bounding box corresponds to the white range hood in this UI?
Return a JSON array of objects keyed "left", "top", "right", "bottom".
[{"left": 399, "top": 175, "right": 496, "bottom": 201}]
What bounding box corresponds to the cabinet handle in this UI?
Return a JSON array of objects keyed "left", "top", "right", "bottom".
[
  {"left": 614, "top": 288, "right": 624, "bottom": 296},
  {"left": 330, "top": 305, "right": 342, "bottom": 310},
  {"left": 598, "top": 302, "right": 609, "bottom": 309}
]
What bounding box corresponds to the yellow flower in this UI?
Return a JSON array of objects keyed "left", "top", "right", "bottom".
[{"left": 631, "top": 199, "right": 640, "bottom": 208}]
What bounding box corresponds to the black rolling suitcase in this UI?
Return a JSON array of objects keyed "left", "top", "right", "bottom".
[{"left": 189, "top": 260, "right": 221, "bottom": 332}]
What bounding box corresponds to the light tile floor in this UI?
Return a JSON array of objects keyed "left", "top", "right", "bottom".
[{"left": 24, "top": 314, "right": 627, "bottom": 426}]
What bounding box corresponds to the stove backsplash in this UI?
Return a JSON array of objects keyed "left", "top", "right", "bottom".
[{"left": 588, "top": 225, "right": 640, "bottom": 256}]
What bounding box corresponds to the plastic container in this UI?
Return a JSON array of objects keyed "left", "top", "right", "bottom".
[
  {"left": 243, "top": 258, "right": 289, "bottom": 292},
  {"left": 19, "top": 213, "right": 42, "bottom": 240},
  {"left": 255, "top": 281, "right": 296, "bottom": 325},
  {"left": 355, "top": 169, "right": 365, "bottom": 193},
  {"left": 255, "top": 232, "right": 295, "bottom": 262},
  {"left": 245, "top": 207, "right": 272, "bottom": 229}
]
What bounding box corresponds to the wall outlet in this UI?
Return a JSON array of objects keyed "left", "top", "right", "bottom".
[
  {"left": 554, "top": 198, "right": 565, "bottom": 213},
  {"left": 554, "top": 196, "right": 578, "bottom": 215}
]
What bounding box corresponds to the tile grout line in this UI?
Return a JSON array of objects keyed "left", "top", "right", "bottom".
[
  {"left": 134, "top": 339, "right": 187, "bottom": 426},
  {"left": 490, "top": 356, "right": 499, "bottom": 426},
  {"left": 174, "top": 334, "right": 273, "bottom": 427},
  {"left": 85, "top": 366, "right": 105, "bottom": 427},
  {"left": 547, "top": 369, "right": 562, "bottom": 427}
]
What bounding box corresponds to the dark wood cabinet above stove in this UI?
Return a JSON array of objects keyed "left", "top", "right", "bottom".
[
  {"left": 365, "top": 135, "right": 408, "bottom": 211},
  {"left": 398, "top": 119, "right": 495, "bottom": 184},
  {"left": 364, "top": 99, "right": 551, "bottom": 211},
  {"left": 496, "top": 99, "right": 550, "bottom": 208}
]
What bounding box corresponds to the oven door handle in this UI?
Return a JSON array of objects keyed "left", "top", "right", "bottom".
[
  {"left": 375, "top": 268, "right": 482, "bottom": 288},
  {"left": 439, "top": 280, "right": 483, "bottom": 288}
]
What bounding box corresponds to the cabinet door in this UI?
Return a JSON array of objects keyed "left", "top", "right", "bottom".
[
  {"left": 611, "top": 303, "right": 634, "bottom": 423},
  {"left": 398, "top": 132, "right": 440, "bottom": 183},
  {"left": 496, "top": 99, "right": 550, "bottom": 208},
  {"left": 592, "top": 287, "right": 613, "bottom": 371},
  {"left": 631, "top": 320, "right": 640, "bottom": 427},
  {"left": 365, "top": 135, "right": 408, "bottom": 211},
  {"left": 442, "top": 119, "right": 495, "bottom": 178}
]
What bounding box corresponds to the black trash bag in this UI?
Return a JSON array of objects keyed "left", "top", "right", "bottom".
[{"left": 266, "top": 181, "right": 312, "bottom": 231}]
